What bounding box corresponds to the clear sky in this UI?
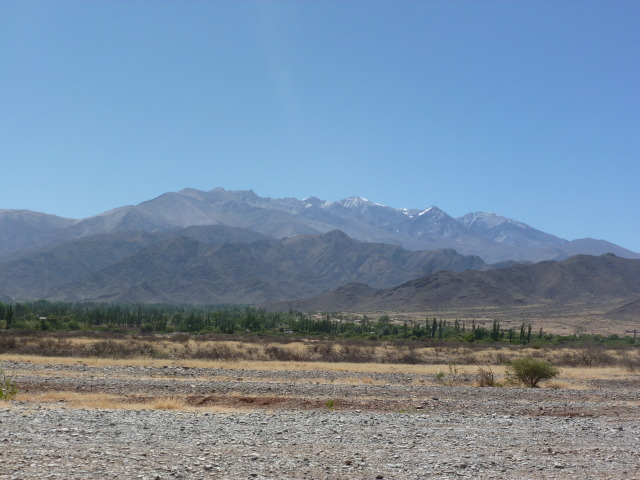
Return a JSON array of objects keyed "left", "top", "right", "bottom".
[{"left": 1, "top": 1, "right": 638, "bottom": 252}]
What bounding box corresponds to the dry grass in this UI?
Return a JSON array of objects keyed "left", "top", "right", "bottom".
[
  {"left": 5, "top": 331, "right": 637, "bottom": 416},
  {"left": 2, "top": 332, "right": 639, "bottom": 369},
  {"left": 544, "top": 381, "right": 573, "bottom": 390},
  {"left": 558, "top": 366, "right": 632, "bottom": 380},
  {"left": 149, "top": 396, "right": 188, "bottom": 410},
  {"left": 18, "top": 391, "right": 138, "bottom": 410},
  {"left": 6, "top": 358, "right": 637, "bottom": 414},
  {"left": 15, "top": 390, "right": 242, "bottom": 413},
  {"left": 4, "top": 351, "right": 639, "bottom": 382},
  {"left": 0, "top": 352, "right": 456, "bottom": 374},
  {"left": 7, "top": 353, "right": 637, "bottom": 394}
]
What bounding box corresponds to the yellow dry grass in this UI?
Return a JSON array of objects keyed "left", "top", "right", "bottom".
[
  {"left": 15, "top": 390, "right": 243, "bottom": 413},
  {"left": 18, "top": 391, "right": 137, "bottom": 410},
  {"left": 544, "top": 381, "right": 573, "bottom": 390},
  {"left": 6, "top": 333, "right": 639, "bottom": 368},
  {"left": 3, "top": 351, "right": 638, "bottom": 383},
  {"left": 149, "top": 396, "right": 187, "bottom": 410},
  {"left": 0, "top": 352, "right": 451, "bottom": 374}
]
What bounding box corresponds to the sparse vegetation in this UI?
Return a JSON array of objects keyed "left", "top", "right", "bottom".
[
  {"left": 0, "top": 368, "right": 18, "bottom": 400},
  {"left": 1, "top": 329, "right": 639, "bottom": 373},
  {"left": 434, "top": 363, "right": 474, "bottom": 386},
  {"left": 476, "top": 365, "right": 496, "bottom": 387},
  {"left": 150, "top": 396, "right": 188, "bottom": 410}
]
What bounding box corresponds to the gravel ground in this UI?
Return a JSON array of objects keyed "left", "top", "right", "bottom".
[{"left": 1, "top": 360, "right": 639, "bottom": 479}]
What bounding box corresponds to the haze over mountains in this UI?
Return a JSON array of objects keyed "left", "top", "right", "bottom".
[{"left": 0, "top": 188, "right": 638, "bottom": 312}]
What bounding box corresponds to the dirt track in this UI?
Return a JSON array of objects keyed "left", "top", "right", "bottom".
[{"left": 1, "top": 359, "right": 639, "bottom": 479}]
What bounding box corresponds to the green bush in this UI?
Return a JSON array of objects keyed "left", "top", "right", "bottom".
[
  {"left": 505, "top": 358, "right": 560, "bottom": 388},
  {"left": 0, "top": 369, "right": 18, "bottom": 400},
  {"left": 140, "top": 323, "right": 154, "bottom": 333}
]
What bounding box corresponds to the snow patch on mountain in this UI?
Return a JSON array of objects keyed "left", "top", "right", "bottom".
[
  {"left": 336, "top": 196, "right": 385, "bottom": 208},
  {"left": 417, "top": 206, "right": 447, "bottom": 219},
  {"left": 459, "top": 212, "right": 527, "bottom": 229}
]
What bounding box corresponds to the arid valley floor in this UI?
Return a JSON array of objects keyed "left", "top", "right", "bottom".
[{"left": 1, "top": 344, "right": 639, "bottom": 480}]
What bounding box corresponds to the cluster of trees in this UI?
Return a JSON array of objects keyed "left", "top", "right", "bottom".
[
  {"left": 0, "top": 303, "right": 13, "bottom": 329},
  {"left": 0, "top": 300, "right": 635, "bottom": 345}
]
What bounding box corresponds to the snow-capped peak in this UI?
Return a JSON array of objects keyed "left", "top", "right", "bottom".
[
  {"left": 417, "top": 206, "right": 445, "bottom": 217},
  {"left": 336, "top": 196, "right": 385, "bottom": 209}
]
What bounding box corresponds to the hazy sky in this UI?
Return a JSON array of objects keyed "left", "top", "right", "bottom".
[{"left": 1, "top": 1, "right": 638, "bottom": 252}]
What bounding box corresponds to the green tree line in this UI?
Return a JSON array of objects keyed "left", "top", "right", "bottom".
[{"left": 0, "top": 300, "right": 635, "bottom": 345}]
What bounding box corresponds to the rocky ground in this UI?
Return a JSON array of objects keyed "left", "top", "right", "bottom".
[{"left": 1, "top": 359, "right": 639, "bottom": 479}]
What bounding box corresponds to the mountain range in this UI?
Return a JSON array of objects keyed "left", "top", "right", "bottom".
[
  {"left": 0, "top": 227, "right": 486, "bottom": 304},
  {"left": 0, "top": 188, "right": 638, "bottom": 313},
  {"left": 1, "top": 188, "right": 637, "bottom": 263},
  {"left": 269, "top": 253, "right": 640, "bottom": 314}
]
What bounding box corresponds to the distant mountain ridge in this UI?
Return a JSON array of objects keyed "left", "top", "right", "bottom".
[
  {"left": 0, "top": 210, "right": 75, "bottom": 257},
  {"left": 269, "top": 254, "right": 640, "bottom": 314},
  {"left": 0, "top": 225, "right": 270, "bottom": 300},
  {"left": 0, "top": 228, "right": 487, "bottom": 304},
  {"left": 1, "top": 187, "right": 637, "bottom": 263}
]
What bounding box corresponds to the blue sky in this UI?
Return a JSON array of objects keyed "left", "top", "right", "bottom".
[{"left": 1, "top": 1, "right": 638, "bottom": 252}]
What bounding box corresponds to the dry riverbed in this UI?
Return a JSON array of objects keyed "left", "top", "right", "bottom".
[{"left": 1, "top": 357, "right": 639, "bottom": 479}]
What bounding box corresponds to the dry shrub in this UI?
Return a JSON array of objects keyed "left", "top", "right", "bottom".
[
  {"left": 34, "top": 338, "right": 75, "bottom": 356},
  {"left": 243, "top": 346, "right": 261, "bottom": 360},
  {"left": 3, "top": 330, "right": 638, "bottom": 371},
  {"left": 392, "top": 347, "right": 423, "bottom": 365},
  {"left": 476, "top": 366, "right": 496, "bottom": 387},
  {"left": 0, "top": 335, "right": 17, "bottom": 353},
  {"left": 85, "top": 339, "right": 159, "bottom": 358},
  {"left": 192, "top": 343, "right": 237, "bottom": 361},
  {"left": 529, "top": 350, "right": 545, "bottom": 359},
  {"left": 169, "top": 333, "right": 190, "bottom": 343},
  {"left": 340, "top": 344, "right": 373, "bottom": 363},
  {"left": 4, "top": 337, "right": 158, "bottom": 358},
  {"left": 85, "top": 339, "right": 124, "bottom": 357},
  {"left": 493, "top": 352, "right": 513, "bottom": 365},
  {"left": 620, "top": 351, "right": 640, "bottom": 372},
  {"left": 435, "top": 364, "right": 474, "bottom": 386},
  {"left": 460, "top": 353, "right": 479, "bottom": 364},
  {"left": 311, "top": 342, "right": 335, "bottom": 357},
  {"left": 264, "top": 345, "right": 309, "bottom": 362},
  {"left": 557, "top": 344, "right": 613, "bottom": 367}
]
